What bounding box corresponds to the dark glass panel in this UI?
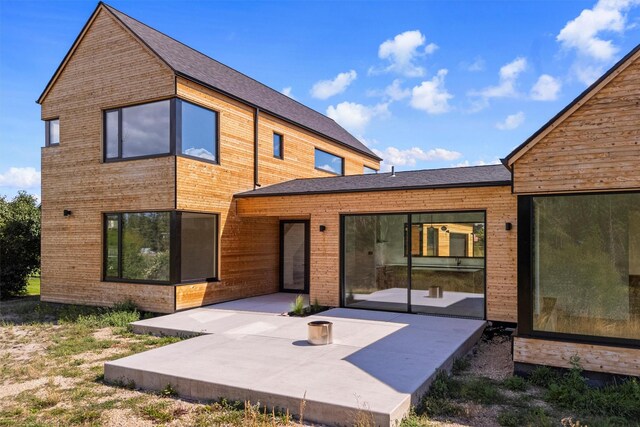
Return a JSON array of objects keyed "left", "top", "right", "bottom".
[
  {"left": 105, "top": 214, "right": 119, "bottom": 277},
  {"left": 181, "top": 213, "right": 217, "bottom": 281},
  {"left": 121, "top": 100, "right": 170, "bottom": 158},
  {"left": 273, "top": 133, "right": 283, "bottom": 159},
  {"left": 181, "top": 100, "right": 217, "bottom": 162},
  {"left": 105, "top": 111, "right": 118, "bottom": 159},
  {"left": 314, "top": 149, "right": 343, "bottom": 175},
  {"left": 121, "top": 212, "right": 170, "bottom": 281}
]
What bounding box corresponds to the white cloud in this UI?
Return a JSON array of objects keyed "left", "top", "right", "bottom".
[
  {"left": 530, "top": 74, "right": 561, "bottom": 101},
  {"left": 372, "top": 30, "right": 438, "bottom": 77},
  {"left": 454, "top": 158, "right": 501, "bottom": 167},
  {"left": 310, "top": 70, "right": 357, "bottom": 99},
  {"left": 0, "top": 167, "right": 41, "bottom": 188},
  {"left": 373, "top": 146, "right": 462, "bottom": 171},
  {"left": 574, "top": 63, "right": 606, "bottom": 85},
  {"left": 496, "top": 111, "right": 525, "bottom": 130},
  {"left": 468, "top": 57, "right": 527, "bottom": 110},
  {"left": 326, "top": 101, "right": 389, "bottom": 134},
  {"left": 467, "top": 57, "right": 486, "bottom": 72},
  {"left": 557, "top": 0, "right": 639, "bottom": 61},
  {"left": 281, "top": 87, "right": 295, "bottom": 99},
  {"left": 385, "top": 79, "right": 411, "bottom": 101},
  {"left": 409, "top": 69, "right": 453, "bottom": 114}
]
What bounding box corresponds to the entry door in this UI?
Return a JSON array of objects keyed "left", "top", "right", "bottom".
[{"left": 280, "top": 220, "right": 310, "bottom": 293}]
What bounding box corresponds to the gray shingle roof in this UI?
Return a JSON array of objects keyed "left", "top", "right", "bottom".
[
  {"left": 235, "top": 165, "right": 512, "bottom": 198},
  {"left": 103, "top": 3, "right": 380, "bottom": 161}
]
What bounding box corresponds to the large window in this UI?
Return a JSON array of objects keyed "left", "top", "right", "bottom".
[
  {"left": 522, "top": 193, "right": 640, "bottom": 343},
  {"left": 178, "top": 100, "right": 218, "bottom": 162},
  {"left": 45, "top": 119, "right": 60, "bottom": 146},
  {"left": 104, "top": 99, "right": 218, "bottom": 163},
  {"left": 363, "top": 166, "right": 378, "bottom": 174},
  {"left": 343, "top": 211, "right": 486, "bottom": 318},
  {"left": 104, "top": 211, "right": 218, "bottom": 284},
  {"left": 314, "top": 148, "right": 344, "bottom": 175}
]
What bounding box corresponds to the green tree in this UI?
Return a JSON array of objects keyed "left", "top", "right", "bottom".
[{"left": 0, "top": 192, "right": 41, "bottom": 298}]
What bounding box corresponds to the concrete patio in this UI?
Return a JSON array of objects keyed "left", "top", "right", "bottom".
[{"left": 105, "top": 293, "right": 485, "bottom": 426}]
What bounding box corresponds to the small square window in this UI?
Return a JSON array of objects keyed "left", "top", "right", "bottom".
[
  {"left": 46, "top": 119, "right": 60, "bottom": 146},
  {"left": 273, "top": 133, "right": 283, "bottom": 159}
]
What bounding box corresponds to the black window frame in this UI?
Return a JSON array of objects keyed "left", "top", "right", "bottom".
[
  {"left": 314, "top": 148, "right": 345, "bottom": 176},
  {"left": 273, "top": 132, "right": 284, "bottom": 159},
  {"left": 339, "top": 210, "right": 487, "bottom": 319},
  {"left": 517, "top": 192, "right": 640, "bottom": 349},
  {"left": 45, "top": 118, "right": 60, "bottom": 147},
  {"left": 102, "top": 98, "right": 220, "bottom": 165},
  {"left": 102, "top": 210, "right": 219, "bottom": 285}
]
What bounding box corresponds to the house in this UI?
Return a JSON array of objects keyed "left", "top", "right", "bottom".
[{"left": 38, "top": 2, "right": 639, "bottom": 378}]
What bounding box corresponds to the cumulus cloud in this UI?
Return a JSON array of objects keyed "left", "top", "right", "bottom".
[
  {"left": 557, "top": 0, "right": 640, "bottom": 85},
  {"left": 410, "top": 69, "right": 453, "bottom": 114},
  {"left": 466, "top": 57, "right": 486, "bottom": 72},
  {"left": 468, "top": 57, "right": 527, "bottom": 110},
  {"left": 454, "top": 158, "right": 502, "bottom": 167},
  {"left": 384, "top": 79, "right": 411, "bottom": 101},
  {"left": 281, "top": 87, "right": 295, "bottom": 99},
  {"left": 373, "top": 146, "right": 462, "bottom": 171},
  {"left": 371, "top": 30, "right": 438, "bottom": 77},
  {"left": 326, "top": 101, "right": 389, "bottom": 134},
  {"left": 0, "top": 167, "right": 41, "bottom": 188},
  {"left": 310, "top": 70, "right": 357, "bottom": 100},
  {"left": 530, "top": 74, "right": 561, "bottom": 101},
  {"left": 496, "top": 112, "right": 525, "bottom": 130}
]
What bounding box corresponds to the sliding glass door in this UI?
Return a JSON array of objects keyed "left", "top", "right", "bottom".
[{"left": 342, "top": 211, "right": 486, "bottom": 319}]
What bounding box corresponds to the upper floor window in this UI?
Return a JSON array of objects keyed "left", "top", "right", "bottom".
[
  {"left": 178, "top": 100, "right": 218, "bottom": 163},
  {"left": 364, "top": 166, "right": 377, "bottom": 174},
  {"left": 104, "top": 98, "right": 218, "bottom": 164},
  {"left": 314, "top": 148, "right": 344, "bottom": 175},
  {"left": 105, "top": 100, "right": 171, "bottom": 160},
  {"left": 273, "top": 133, "right": 283, "bottom": 159},
  {"left": 45, "top": 119, "right": 60, "bottom": 146}
]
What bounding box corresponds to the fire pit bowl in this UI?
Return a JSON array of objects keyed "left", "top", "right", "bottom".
[{"left": 307, "top": 320, "right": 333, "bottom": 345}]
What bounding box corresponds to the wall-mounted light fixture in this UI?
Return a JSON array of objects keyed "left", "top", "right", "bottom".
[
  {"left": 319, "top": 225, "right": 326, "bottom": 232},
  {"left": 505, "top": 222, "right": 512, "bottom": 231},
  {"left": 63, "top": 209, "right": 72, "bottom": 217}
]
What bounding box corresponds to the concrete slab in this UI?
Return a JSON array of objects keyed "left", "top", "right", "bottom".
[{"left": 106, "top": 295, "right": 485, "bottom": 427}]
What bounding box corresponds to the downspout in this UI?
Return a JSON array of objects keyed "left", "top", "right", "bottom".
[{"left": 254, "top": 107, "right": 261, "bottom": 190}]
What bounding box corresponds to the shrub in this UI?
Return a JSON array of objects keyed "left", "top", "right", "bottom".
[
  {"left": 528, "top": 366, "right": 560, "bottom": 388},
  {"left": 290, "top": 295, "right": 305, "bottom": 316},
  {"left": 503, "top": 376, "right": 528, "bottom": 392},
  {"left": 498, "top": 407, "right": 552, "bottom": 427},
  {"left": 0, "top": 192, "right": 41, "bottom": 298},
  {"left": 452, "top": 357, "right": 470, "bottom": 375}
]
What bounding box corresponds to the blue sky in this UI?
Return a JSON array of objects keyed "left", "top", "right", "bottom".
[{"left": 1, "top": 0, "right": 639, "bottom": 200}]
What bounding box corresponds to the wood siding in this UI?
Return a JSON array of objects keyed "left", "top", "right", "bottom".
[
  {"left": 173, "top": 79, "right": 379, "bottom": 310},
  {"left": 514, "top": 337, "right": 640, "bottom": 377},
  {"left": 39, "top": 9, "right": 177, "bottom": 313},
  {"left": 237, "top": 186, "right": 518, "bottom": 323},
  {"left": 512, "top": 55, "right": 640, "bottom": 194}
]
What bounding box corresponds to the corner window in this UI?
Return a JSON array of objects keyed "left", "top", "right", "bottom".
[
  {"left": 314, "top": 148, "right": 344, "bottom": 175},
  {"left": 104, "top": 100, "right": 171, "bottom": 160},
  {"left": 45, "top": 119, "right": 60, "bottom": 146},
  {"left": 363, "top": 166, "right": 377, "bottom": 174},
  {"left": 104, "top": 211, "right": 218, "bottom": 284},
  {"left": 273, "top": 133, "right": 283, "bottom": 159},
  {"left": 178, "top": 100, "right": 218, "bottom": 163}
]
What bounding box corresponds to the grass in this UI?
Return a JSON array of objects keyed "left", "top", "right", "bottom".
[
  {"left": 26, "top": 277, "right": 40, "bottom": 296},
  {"left": 0, "top": 298, "right": 299, "bottom": 427}
]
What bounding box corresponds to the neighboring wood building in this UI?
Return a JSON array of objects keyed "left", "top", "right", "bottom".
[{"left": 39, "top": 2, "right": 639, "bottom": 378}]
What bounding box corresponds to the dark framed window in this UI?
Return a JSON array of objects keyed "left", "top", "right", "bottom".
[
  {"left": 273, "top": 132, "right": 283, "bottom": 159},
  {"left": 342, "top": 211, "right": 486, "bottom": 319},
  {"left": 518, "top": 192, "right": 640, "bottom": 346},
  {"left": 363, "top": 166, "right": 378, "bottom": 174},
  {"left": 103, "top": 98, "right": 219, "bottom": 164},
  {"left": 314, "top": 148, "right": 344, "bottom": 175},
  {"left": 45, "top": 118, "right": 60, "bottom": 146},
  {"left": 103, "top": 211, "right": 218, "bottom": 284},
  {"left": 177, "top": 99, "right": 219, "bottom": 163}
]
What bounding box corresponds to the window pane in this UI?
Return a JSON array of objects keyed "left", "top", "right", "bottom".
[
  {"left": 344, "top": 214, "right": 408, "bottom": 312},
  {"left": 122, "top": 100, "right": 170, "bottom": 158},
  {"left": 181, "top": 213, "right": 217, "bottom": 281},
  {"left": 121, "top": 212, "right": 170, "bottom": 281},
  {"left": 273, "top": 133, "right": 283, "bottom": 158},
  {"left": 314, "top": 149, "right": 343, "bottom": 175},
  {"left": 533, "top": 194, "right": 640, "bottom": 340},
  {"left": 181, "top": 100, "right": 217, "bottom": 162},
  {"left": 49, "top": 119, "right": 60, "bottom": 145},
  {"left": 410, "top": 213, "right": 485, "bottom": 318},
  {"left": 105, "top": 111, "right": 119, "bottom": 159},
  {"left": 105, "top": 215, "right": 119, "bottom": 277},
  {"left": 364, "top": 166, "right": 377, "bottom": 174}
]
